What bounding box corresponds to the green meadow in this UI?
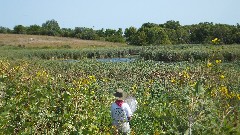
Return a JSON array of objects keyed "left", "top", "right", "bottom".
[{"left": 0, "top": 37, "right": 240, "bottom": 134}]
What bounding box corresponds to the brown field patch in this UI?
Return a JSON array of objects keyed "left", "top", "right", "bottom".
[{"left": 0, "top": 34, "right": 127, "bottom": 48}]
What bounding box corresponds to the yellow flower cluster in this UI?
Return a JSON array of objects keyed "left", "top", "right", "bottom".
[
  {"left": 207, "top": 59, "right": 222, "bottom": 68},
  {"left": 220, "top": 75, "right": 225, "bottom": 79},
  {"left": 220, "top": 85, "right": 240, "bottom": 100},
  {"left": 171, "top": 78, "right": 176, "bottom": 83},
  {"left": 207, "top": 61, "right": 213, "bottom": 68},
  {"left": 72, "top": 75, "right": 97, "bottom": 91},
  {"left": 220, "top": 86, "right": 228, "bottom": 95},
  {"left": 212, "top": 38, "right": 220, "bottom": 45},
  {"left": 215, "top": 59, "right": 222, "bottom": 64},
  {"left": 182, "top": 71, "right": 190, "bottom": 79},
  {"left": 0, "top": 60, "right": 10, "bottom": 75},
  {"left": 36, "top": 70, "right": 49, "bottom": 77},
  {"left": 131, "top": 84, "right": 138, "bottom": 94},
  {"left": 237, "top": 94, "right": 240, "bottom": 100}
]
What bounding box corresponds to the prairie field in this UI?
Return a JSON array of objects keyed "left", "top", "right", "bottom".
[
  {"left": 0, "top": 34, "right": 127, "bottom": 48},
  {"left": 0, "top": 34, "right": 239, "bottom": 134}
]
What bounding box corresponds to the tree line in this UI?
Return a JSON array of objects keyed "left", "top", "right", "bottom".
[{"left": 1, "top": 19, "right": 240, "bottom": 45}]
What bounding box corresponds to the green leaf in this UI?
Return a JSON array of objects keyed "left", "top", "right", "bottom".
[{"left": 194, "top": 81, "right": 205, "bottom": 96}]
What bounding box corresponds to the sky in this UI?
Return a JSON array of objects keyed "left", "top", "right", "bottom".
[{"left": 1, "top": 0, "right": 240, "bottom": 30}]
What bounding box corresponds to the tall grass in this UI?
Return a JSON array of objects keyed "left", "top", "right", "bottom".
[
  {"left": 2, "top": 44, "right": 240, "bottom": 62},
  {"left": 139, "top": 44, "right": 240, "bottom": 62}
]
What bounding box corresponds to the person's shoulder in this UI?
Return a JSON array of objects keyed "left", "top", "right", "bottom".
[
  {"left": 122, "top": 102, "right": 130, "bottom": 107},
  {"left": 111, "top": 102, "right": 117, "bottom": 108}
]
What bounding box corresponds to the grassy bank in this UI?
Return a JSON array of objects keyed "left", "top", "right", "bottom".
[{"left": 0, "top": 34, "right": 127, "bottom": 48}]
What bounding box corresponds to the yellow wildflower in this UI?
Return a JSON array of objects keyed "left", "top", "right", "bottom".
[
  {"left": 81, "top": 79, "right": 89, "bottom": 85},
  {"left": 220, "top": 75, "right": 225, "bottom": 79},
  {"left": 154, "top": 130, "right": 160, "bottom": 135},
  {"left": 237, "top": 94, "right": 240, "bottom": 100},
  {"left": 102, "top": 78, "right": 108, "bottom": 82},
  {"left": 207, "top": 62, "right": 213, "bottom": 68},
  {"left": 143, "top": 101, "right": 147, "bottom": 105},
  {"left": 148, "top": 79, "right": 154, "bottom": 84},
  {"left": 144, "top": 92, "right": 150, "bottom": 97},
  {"left": 183, "top": 71, "right": 190, "bottom": 79},
  {"left": 220, "top": 86, "right": 228, "bottom": 95},
  {"left": 132, "top": 84, "right": 137, "bottom": 90},
  {"left": 211, "top": 91, "right": 216, "bottom": 97},
  {"left": 212, "top": 38, "right": 220, "bottom": 45},
  {"left": 89, "top": 75, "right": 95, "bottom": 80},
  {"left": 215, "top": 59, "right": 222, "bottom": 64},
  {"left": 190, "top": 82, "right": 197, "bottom": 87},
  {"left": 171, "top": 78, "right": 176, "bottom": 83}
]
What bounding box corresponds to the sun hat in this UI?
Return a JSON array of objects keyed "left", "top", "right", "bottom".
[{"left": 114, "top": 88, "right": 127, "bottom": 100}]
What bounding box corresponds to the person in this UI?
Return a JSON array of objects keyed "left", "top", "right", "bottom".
[{"left": 110, "top": 88, "right": 132, "bottom": 135}]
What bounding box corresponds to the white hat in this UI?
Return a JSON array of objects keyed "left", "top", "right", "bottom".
[{"left": 114, "top": 88, "right": 126, "bottom": 100}]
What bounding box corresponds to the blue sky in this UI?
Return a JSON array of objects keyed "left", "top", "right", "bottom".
[{"left": 1, "top": 0, "right": 240, "bottom": 30}]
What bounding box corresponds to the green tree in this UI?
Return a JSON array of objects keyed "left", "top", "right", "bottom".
[
  {"left": 233, "top": 32, "right": 240, "bottom": 44},
  {"left": 124, "top": 27, "right": 137, "bottom": 44},
  {"left": 0, "top": 26, "right": 12, "bottom": 34},
  {"left": 176, "top": 27, "right": 191, "bottom": 44},
  {"left": 140, "top": 26, "right": 171, "bottom": 45},
  {"left": 164, "top": 20, "right": 181, "bottom": 30},
  {"left": 132, "top": 31, "right": 147, "bottom": 45},
  {"left": 13, "top": 25, "right": 26, "bottom": 34},
  {"left": 104, "top": 29, "right": 116, "bottom": 37},
  {"left": 80, "top": 28, "right": 98, "bottom": 40},
  {"left": 141, "top": 22, "right": 159, "bottom": 28},
  {"left": 232, "top": 24, "right": 240, "bottom": 44},
  {"left": 74, "top": 27, "right": 98, "bottom": 40},
  {"left": 96, "top": 28, "right": 105, "bottom": 38},
  {"left": 61, "top": 28, "right": 74, "bottom": 37},
  {"left": 116, "top": 28, "right": 123, "bottom": 36},
  {"left": 26, "top": 25, "right": 42, "bottom": 35},
  {"left": 189, "top": 22, "right": 213, "bottom": 44},
  {"left": 211, "top": 24, "right": 236, "bottom": 44},
  {"left": 104, "top": 28, "right": 125, "bottom": 43},
  {"left": 41, "top": 19, "right": 61, "bottom": 36},
  {"left": 165, "top": 28, "right": 178, "bottom": 44},
  {"left": 74, "top": 27, "right": 84, "bottom": 36}
]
